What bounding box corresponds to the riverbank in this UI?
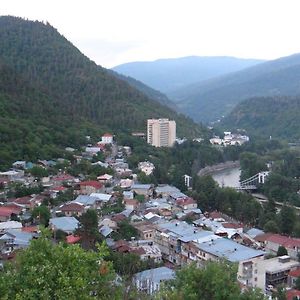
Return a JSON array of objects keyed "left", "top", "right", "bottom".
[{"left": 198, "top": 161, "right": 240, "bottom": 177}]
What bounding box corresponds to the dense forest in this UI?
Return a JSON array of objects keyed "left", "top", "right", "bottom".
[
  {"left": 220, "top": 96, "right": 300, "bottom": 140},
  {"left": 0, "top": 16, "right": 207, "bottom": 169}
]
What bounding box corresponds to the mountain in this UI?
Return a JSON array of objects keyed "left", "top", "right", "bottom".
[
  {"left": 112, "top": 56, "right": 264, "bottom": 95},
  {"left": 173, "top": 53, "right": 300, "bottom": 123},
  {"left": 109, "top": 70, "right": 177, "bottom": 110},
  {"left": 0, "top": 16, "right": 206, "bottom": 168},
  {"left": 220, "top": 96, "right": 300, "bottom": 140}
]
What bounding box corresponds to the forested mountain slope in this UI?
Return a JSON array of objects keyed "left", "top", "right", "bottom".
[
  {"left": 109, "top": 70, "right": 177, "bottom": 110},
  {"left": 221, "top": 96, "right": 300, "bottom": 140},
  {"left": 0, "top": 16, "right": 204, "bottom": 135},
  {"left": 173, "top": 53, "right": 300, "bottom": 123},
  {"left": 112, "top": 56, "right": 263, "bottom": 95},
  {"left": 0, "top": 16, "right": 206, "bottom": 168}
]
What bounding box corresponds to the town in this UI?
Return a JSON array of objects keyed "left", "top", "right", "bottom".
[{"left": 0, "top": 119, "right": 300, "bottom": 299}]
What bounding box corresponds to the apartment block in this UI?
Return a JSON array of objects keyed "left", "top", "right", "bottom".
[{"left": 147, "top": 119, "right": 176, "bottom": 147}]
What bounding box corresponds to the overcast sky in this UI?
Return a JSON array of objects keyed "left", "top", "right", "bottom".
[{"left": 2, "top": 0, "right": 300, "bottom": 68}]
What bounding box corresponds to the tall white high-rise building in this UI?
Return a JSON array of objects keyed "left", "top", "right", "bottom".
[{"left": 147, "top": 118, "right": 176, "bottom": 147}]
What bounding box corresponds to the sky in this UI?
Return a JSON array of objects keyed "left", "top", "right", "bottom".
[{"left": 2, "top": 0, "right": 300, "bottom": 68}]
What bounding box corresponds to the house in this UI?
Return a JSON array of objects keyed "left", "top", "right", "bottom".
[
  {"left": 79, "top": 181, "right": 103, "bottom": 195},
  {"left": 60, "top": 202, "right": 85, "bottom": 217},
  {"left": 255, "top": 255, "right": 300, "bottom": 291},
  {"left": 72, "top": 195, "right": 99, "bottom": 208},
  {"left": 138, "top": 161, "right": 155, "bottom": 176},
  {"left": 123, "top": 191, "right": 134, "bottom": 199},
  {"left": 258, "top": 234, "right": 300, "bottom": 260},
  {"left": 286, "top": 289, "right": 300, "bottom": 300},
  {"left": 0, "top": 221, "right": 23, "bottom": 233},
  {"left": 99, "top": 218, "right": 118, "bottom": 230},
  {"left": 124, "top": 199, "right": 139, "bottom": 211},
  {"left": 0, "top": 230, "right": 35, "bottom": 254},
  {"left": 120, "top": 179, "right": 133, "bottom": 189},
  {"left": 155, "top": 185, "right": 181, "bottom": 198},
  {"left": 129, "top": 241, "right": 162, "bottom": 263},
  {"left": 97, "top": 174, "right": 113, "bottom": 184},
  {"left": 0, "top": 207, "right": 20, "bottom": 222},
  {"left": 134, "top": 267, "right": 175, "bottom": 294},
  {"left": 12, "top": 161, "right": 26, "bottom": 169},
  {"left": 131, "top": 184, "right": 153, "bottom": 197},
  {"left": 175, "top": 197, "right": 197, "bottom": 210},
  {"left": 99, "top": 225, "right": 114, "bottom": 238},
  {"left": 133, "top": 223, "right": 156, "bottom": 240},
  {"left": 66, "top": 235, "right": 81, "bottom": 244},
  {"left": 90, "top": 193, "right": 113, "bottom": 207},
  {"left": 49, "top": 217, "right": 80, "bottom": 234},
  {"left": 101, "top": 133, "right": 113, "bottom": 144},
  {"left": 288, "top": 267, "right": 300, "bottom": 287}
]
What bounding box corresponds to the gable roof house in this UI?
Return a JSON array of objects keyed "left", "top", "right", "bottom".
[
  {"left": 60, "top": 202, "right": 85, "bottom": 217},
  {"left": 79, "top": 181, "right": 103, "bottom": 195},
  {"left": 134, "top": 267, "right": 175, "bottom": 294},
  {"left": 0, "top": 230, "right": 35, "bottom": 255},
  {"left": 49, "top": 217, "right": 80, "bottom": 234}
]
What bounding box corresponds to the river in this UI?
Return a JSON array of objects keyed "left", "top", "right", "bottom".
[{"left": 211, "top": 166, "right": 241, "bottom": 188}]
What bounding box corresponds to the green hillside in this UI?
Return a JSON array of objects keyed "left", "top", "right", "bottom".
[
  {"left": 0, "top": 16, "right": 206, "bottom": 168},
  {"left": 109, "top": 70, "right": 177, "bottom": 110},
  {"left": 221, "top": 96, "right": 300, "bottom": 140},
  {"left": 172, "top": 53, "right": 300, "bottom": 123}
]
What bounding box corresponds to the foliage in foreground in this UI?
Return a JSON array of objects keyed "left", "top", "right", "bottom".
[
  {"left": 160, "top": 262, "right": 267, "bottom": 300},
  {"left": 0, "top": 233, "right": 120, "bottom": 300}
]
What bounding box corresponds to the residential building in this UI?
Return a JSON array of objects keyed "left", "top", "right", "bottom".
[
  {"left": 138, "top": 161, "right": 155, "bottom": 175},
  {"left": 255, "top": 255, "right": 300, "bottom": 291},
  {"left": 147, "top": 118, "right": 176, "bottom": 147},
  {"left": 60, "top": 202, "right": 85, "bottom": 217},
  {"left": 134, "top": 267, "right": 175, "bottom": 294},
  {"left": 49, "top": 217, "right": 80, "bottom": 234},
  {"left": 79, "top": 181, "right": 103, "bottom": 195},
  {"left": 101, "top": 133, "right": 113, "bottom": 144}
]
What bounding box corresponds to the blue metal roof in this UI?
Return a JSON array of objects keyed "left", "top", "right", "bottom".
[
  {"left": 134, "top": 267, "right": 175, "bottom": 283},
  {"left": 196, "top": 238, "right": 265, "bottom": 262},
  {"left": 49, "top": 217, "right": 80, "bottom": 233}
]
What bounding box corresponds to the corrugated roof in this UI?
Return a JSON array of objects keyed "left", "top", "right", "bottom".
[
  {"left": 134, "top": 267, "right": 175, "bottom": 283},
  {"left": 196, "top": 238, "right": 265, "bottom": 262},
  {"left": 49, "top": 217, "right": 80, "bottom": 233}
]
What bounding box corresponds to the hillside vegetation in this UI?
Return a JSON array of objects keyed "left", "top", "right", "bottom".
[
  {"left": 0, "top": 16, "right": 206, "bottom": 168},
  {"left": 172, "top": 53, "right": 300, "bottom": 123},
  {"left": 221, "top": 96, "right": 300, "bottom": 140}
]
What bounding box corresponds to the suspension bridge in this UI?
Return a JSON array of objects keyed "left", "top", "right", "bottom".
[{"left": 235, "top": 171, "right": 270, "bottom": 191}]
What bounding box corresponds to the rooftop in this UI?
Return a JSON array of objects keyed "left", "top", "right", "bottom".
[
  {"left": 196, "top": 238, "right": 265, "bottom": 262},
  {"left": 134, "top": 267, "right": 175, "bottom": 283}
]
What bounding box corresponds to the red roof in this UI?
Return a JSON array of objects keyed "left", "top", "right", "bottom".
[
  {"left": 61, "top": 202, "right": 85, "bottom": 212},
  {"left": 222, "top": 222, "right": 243, "bottom": 229},
  {"left": 3, "top": 203, "right": 23, "bottom": 214},
  {"left": 0, "top": 207, "right": 15, "bottom": 217},
  {"left": 130, "top": 247, "right": 146, "bottom": 255},
  {"left": 289, "top": 268, "right": 300, "bottom": 278},
  {"left": 22, "top": 226, "right": 39, "bottom": 233},
  {"left": 103, "top": 133, "right": 113, "bottom": 137},
  {"left": 14, "top": 196, "right": 32, "bottom": 205},
  {"left": 66, "top": 235, "right": 81, "bottom": 244},
  {"left": 124, "top": 199, "right": 139, "bottom": 206},
  {"left": 286, "top": 289, "right": 300, "bottom": 300},
  {"left": 209, "top": 211, "right": 223, "bottom": 219},
  {"left": 51, "top": 186, "right": 67, "bottom": 192},
  {"left": 80, "top": 180, "right": 103, "bottom": 189},
  {"left": 266, "top": 234, "right": 300, "bottom": 249},
  {"left": 53, "top": 174, "right": 75, "bottom": 182},
  {"left": 254, "top": 233, "right": 274, "bottom": 243},
  {"left": 176, "top": 197, "right": 196, "bottom": 206}
]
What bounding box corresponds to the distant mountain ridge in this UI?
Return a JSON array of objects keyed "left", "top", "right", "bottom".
[
  {"left": 220, "top": 96, "right": 300, "bottom": 140},
  {"left": 173, "top": 53, "right": 300, "bottom": 123},
  {"left": 112, "top": 56, "right": 264, "bottom": 95}
]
